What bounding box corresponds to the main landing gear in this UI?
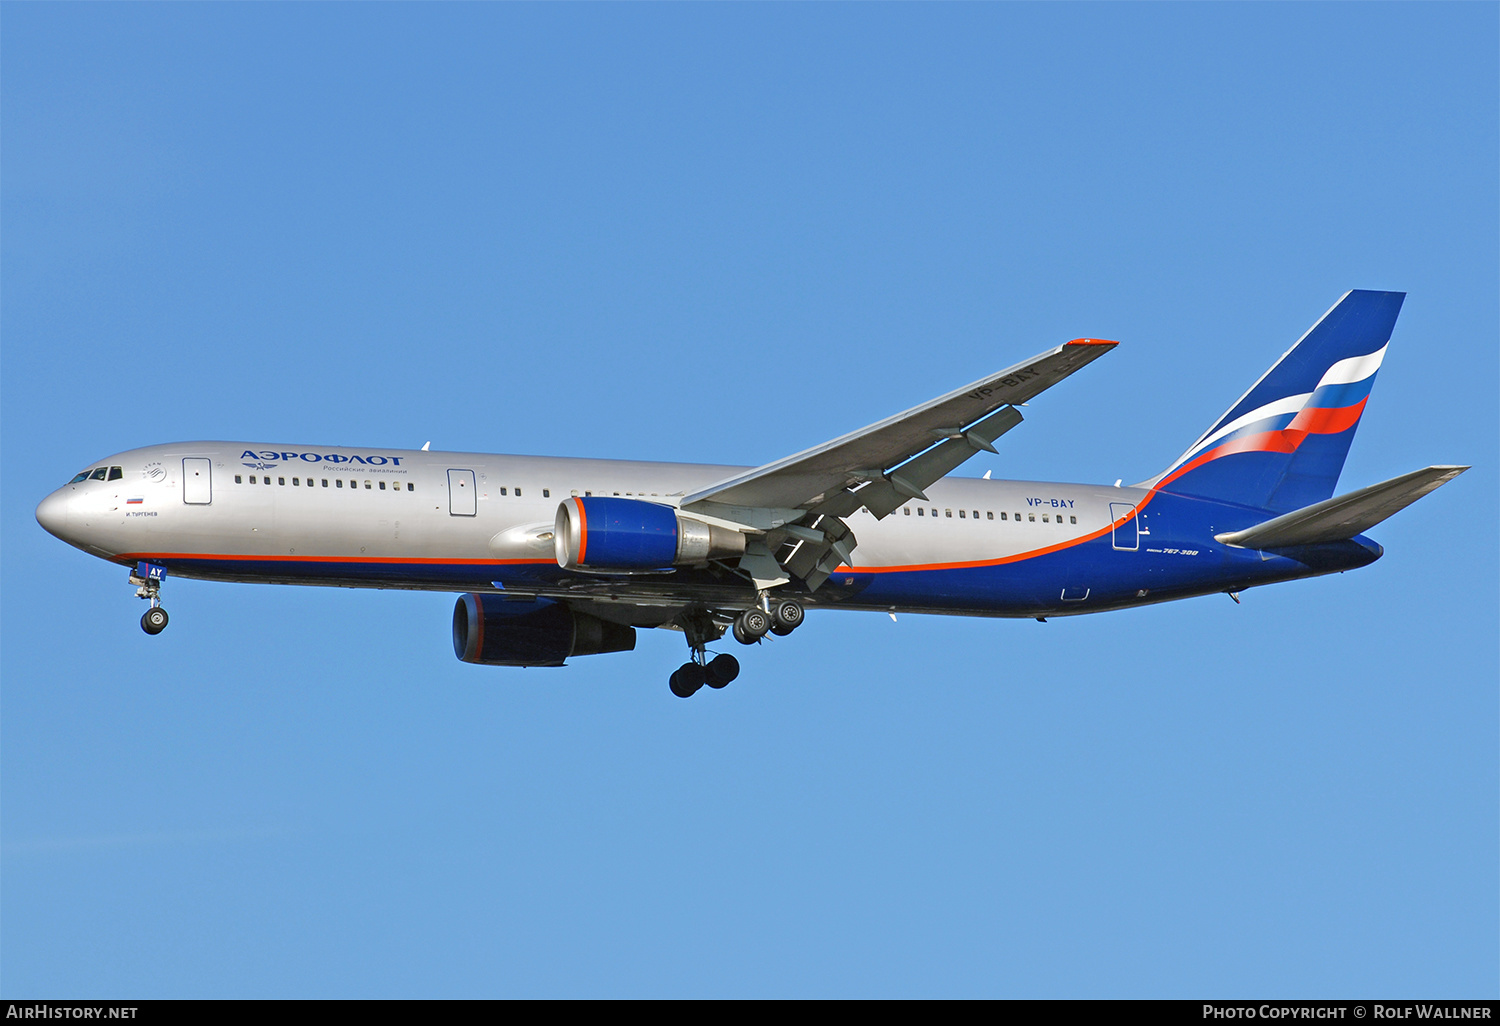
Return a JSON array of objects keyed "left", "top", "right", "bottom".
[
  {"left": 732, "top": 598, "right": 803, "bottom": 644},
  {"left": 668, "top": 597, "right": 805, "bottom": 698},
  {"left": 669, "top": 654, "right": 741, "bottom": 698},
  {"left": 130, "top": 562, "right": 170, "bottom": 635}
]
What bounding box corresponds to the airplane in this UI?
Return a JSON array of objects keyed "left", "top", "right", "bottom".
[{"left": 35, "top": 290, "right": 1467, "bottom": 698}]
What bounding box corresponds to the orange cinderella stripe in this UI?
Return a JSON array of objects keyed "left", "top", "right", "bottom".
[
  {"left": 831, "top": 513, "right": 1135, "bottom": 575},
  {"left": 1065, "top": 337, "right": 1120, "bottom": 346}
]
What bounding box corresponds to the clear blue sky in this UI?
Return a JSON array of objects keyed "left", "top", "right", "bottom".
[{"left": 3, "top": 4, "right": 1495, "bottom": 998}]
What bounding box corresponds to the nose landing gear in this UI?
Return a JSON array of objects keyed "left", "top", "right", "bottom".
[{"left": 130, "top": 561, "right": 169, "bottom": 635}]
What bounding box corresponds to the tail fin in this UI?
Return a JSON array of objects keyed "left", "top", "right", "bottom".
[{"left": 1143, "top": 290, "right": 1405, "bottom": 512}]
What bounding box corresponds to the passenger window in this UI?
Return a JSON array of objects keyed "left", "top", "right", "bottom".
[
  {"left": 1042, "top": 514, "right": 1048, "bottom": 522},
  {"left": 235, "top": 475, "right": 243, "bottom": 484},
  {"left": 945, "top": 509, "right": 952, "bottom": 518},
  {"left": 407, "top": 483, "right": 414, "bottom": 492},
  {"left": 917, "top": 508, "right": 924, "bottom": 516},
  {"left": 500, "top": 488, "right": 507, "bottom": 496},
  {"left": 1028, "top": 514, "right": 1035, "bottom": 522},
  {"left": 336, "top": 479, "right": 343, "bottom": 488},
  {"left": 89, "top": 468, "right": 108, "bottom": 481},
  {"left": 264, "top": 477, "right": 271, "bottom": 485},
  {"left": 1070, "top": 516, "right": 1077, "bottom": 524},
  {"left": 108, "top": 467, "right": 123, "bottom": 481},
  {"left": 515, "top": 488, "right": 522, "bottom": 497},
  {"left": 972, "top": 510, "right": 979, "bottom": 519},
  {"left": 987, "top": 512, "right": 994, "bottom": 520},
  {"left": 999, "top": 512, "right": 1006, "bottom": 521},
  {"left": 278, "top": 477, "right": 286, "bottom": 486},
  {"left": 250, "top": 476, "right": 257, "bottom": 484},
  {"left": 543, "top": 489, "right": 550, "bottom": 498},
  {"left": 930, "top": 509, "right": 937, "bottom": 517},
  {"left": 904, "top": 507, "right": 911, "bottom": 515},
  {"left": 364, "top": 481, "right": 371, "bottom": 489},
  {"left": 959, "top": 510, "right": 966, "bottom": 518},
  {"left": 293, "top": 478, "right": 300, "bottom": 486},
  {"left": 379, "top": 481, "right": 386, "bottom": 490},
  {"left": 584, "top": 491, "right": 592, "bottom": 496}
]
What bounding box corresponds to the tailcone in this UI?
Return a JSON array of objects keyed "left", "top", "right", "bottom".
[{"left": 1264, "top": 537, "right": 1382, "bottom": 573}]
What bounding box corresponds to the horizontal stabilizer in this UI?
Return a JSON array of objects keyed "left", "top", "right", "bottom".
[{"left": 1215, "top": 465, "right": 1468, "bottom": 549}]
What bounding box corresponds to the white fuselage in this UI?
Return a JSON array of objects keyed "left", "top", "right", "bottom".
[{"left": 37, "top": 441, "right": 1161, "bottom": 618}]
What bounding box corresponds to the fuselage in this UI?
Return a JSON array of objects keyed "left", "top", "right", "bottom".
[{"left": 35, "top": 441, "right": 1383, "bottom": 621}]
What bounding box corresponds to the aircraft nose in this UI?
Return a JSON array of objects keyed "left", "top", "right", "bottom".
[{"left": 35, "top": 489, "right": 70, "bottom": 540}]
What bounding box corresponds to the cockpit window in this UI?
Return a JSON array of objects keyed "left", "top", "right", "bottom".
[
  {"left": 88, "top": 468, "right": 108, "bottom": 481},
  {"left": 69, "top": 472, "right": 90, "bottom": 484},
  {"left": 108, "top": 467, "right": 123, "bottom": 481}
]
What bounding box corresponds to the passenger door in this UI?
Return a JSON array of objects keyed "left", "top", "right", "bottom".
[
  {"left": 182, "top": 458, "right": 212, "bottom": 505},
  {"left": 448, "top": 469, "right": 476, "bottom": 516}
]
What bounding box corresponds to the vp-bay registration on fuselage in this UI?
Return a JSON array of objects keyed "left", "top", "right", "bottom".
[{"left": 37, "top": 291, "right": 1466, "bottom": 698}]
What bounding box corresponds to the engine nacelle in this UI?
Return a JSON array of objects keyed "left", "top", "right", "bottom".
[
  {"left": 553, "top": 496, "right": 745, "bottom": 571},
  {"left": 452, "top": 594, "right": 635, "bottom": 667}
]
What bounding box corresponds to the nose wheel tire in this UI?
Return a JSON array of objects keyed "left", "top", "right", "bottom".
[{"left": 141, "top": 607, "right": 169, "bottom": 635}]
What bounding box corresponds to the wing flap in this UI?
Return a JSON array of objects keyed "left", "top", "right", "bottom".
[
  {"left": 1214, "top": 465, "right": 1468, "bottom": 549},
  {"left": 854, "top": 405, "right": 1025, "bottom": 518}
]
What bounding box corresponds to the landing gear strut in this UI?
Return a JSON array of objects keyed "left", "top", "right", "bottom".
[
  {"left": 669, "top": 609, "right": 742, "bottom": 698},
  {"left": 668, "top": 595, "right": 805, "bottom": 697},
  {"left": 130, "top": 561, "right": 169, "bottom": 635}
]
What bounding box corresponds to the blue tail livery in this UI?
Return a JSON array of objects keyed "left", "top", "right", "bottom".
[
  {"left": 1145, "top": 289, "right": 1404, "bottom": 512},
  {"left": 36, "top": 292, "right": 1467, "bottom": 697}
]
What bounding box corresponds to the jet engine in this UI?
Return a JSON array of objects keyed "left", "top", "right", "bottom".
[
  {"left": 553, "top": 496, "right": 745, "bottom": 571},
  {"left": 452, "top": 594, "right": 635, "bottom": 667}
]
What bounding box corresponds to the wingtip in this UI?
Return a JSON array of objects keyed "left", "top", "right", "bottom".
[{"left": 1066, "top": 338, "right": 1120, "bottom": 347}]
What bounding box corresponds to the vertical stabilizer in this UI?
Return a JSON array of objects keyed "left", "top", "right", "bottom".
[{"left": 1143, "top": 290, "right": 1404, "bottom": 512}]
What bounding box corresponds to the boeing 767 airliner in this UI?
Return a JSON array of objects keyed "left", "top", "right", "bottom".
[{"left": 36, "top": 290, "right": 1466, "bottom": 697}]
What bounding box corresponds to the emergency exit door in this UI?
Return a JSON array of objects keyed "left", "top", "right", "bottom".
[
  {"left": 448, "top": 469, "right": 476, "bottom": 516},
  {"left": 182, "top": 458, "right": 212, "bottom": 505}
]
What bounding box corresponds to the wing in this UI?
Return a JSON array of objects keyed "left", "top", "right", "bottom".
[
  {"left": 679, "top": 338, "right": 1117, "bottom": 590},
  {"left": 682, "top": 338, "right": 1117, "bottom": 515}
]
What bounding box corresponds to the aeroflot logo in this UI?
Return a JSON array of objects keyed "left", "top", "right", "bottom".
[{"left": 240, "top": 449, "right": 406, "bottom": 467}]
